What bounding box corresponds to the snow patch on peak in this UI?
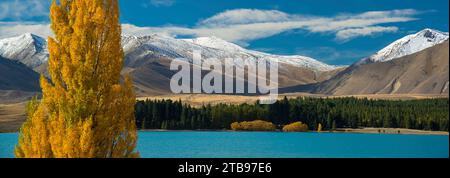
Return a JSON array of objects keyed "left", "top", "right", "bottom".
[
  {"left": 179, "top": 36, "right": 337, "bottom": 71},
  {"left": 1, "top": 33, "right": 338, "bottom": 72},
  {"left": 359, "top": 28, "right": 449, "bottom": 65},
  {"left": 183, "top": 36, "right": 245, "bottom": 52},
  {"left": 122, "top": 34, "right": 336, "bottom": 71},
  {"left": 3, "top": 33, "right": 45, "bottom": 46},
  {"left": 0, "top": 33, "right": 48, "bottom": 68}
]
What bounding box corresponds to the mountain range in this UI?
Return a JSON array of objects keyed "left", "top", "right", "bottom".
[
  {"left": 0, "top": 28, "right": 448, "bottom": 103},
  {"left": 282, "top": 28, "right": 449, "bottom": 95}
]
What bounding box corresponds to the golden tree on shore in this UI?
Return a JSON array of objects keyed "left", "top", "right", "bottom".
[
  {"left": 15, "top": 0, "right": 139, "bottom": 158},
  {"left": 282, "top": 122, "right": 309, "bottom": 132}
]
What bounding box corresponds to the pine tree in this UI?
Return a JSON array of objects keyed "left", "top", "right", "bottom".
[{"left": 15, "top": 0, "right": 138, "bottom": 158}]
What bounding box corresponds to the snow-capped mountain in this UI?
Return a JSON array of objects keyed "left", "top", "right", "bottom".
[
  {"left": 310, "top": 38, "right": 449, "bottom": 95},
  {"left": 1, "top": 33, "right": 337, "bottom": 72},
  {"left": 0, "top": 33, "right": 48, "bottom": 69},
  {"left": 183, "top": 36, "right": 244, "bottom": 53},
  {"left": 121, "top": 34, "right": 344, "bottom": 95},
  {"left": 183, "top": 36, "right": 338, "bottom": 71},
  {"left": 122, "top": 34, "right": 337, "bottom": 72},
  {"left": 357, "top": 28, "right": 449, "bottom": 65},
  {"left": 310, "top": 28, "right": 450, "bottom": 96}
]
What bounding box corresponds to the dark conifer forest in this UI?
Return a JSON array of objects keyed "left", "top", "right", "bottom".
[{"left": 135, "top": 97, "right": 449, "bottom": 131}]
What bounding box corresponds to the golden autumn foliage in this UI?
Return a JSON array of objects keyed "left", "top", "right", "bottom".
[
  {"left": 282, "top": 122, "right": 309, "bottom": 132},
  {"left": 317, "top": 123, "right": 322, "bottom": 132},
  {"left": 15, "top": 0, "right": 139, "bottom": 158},
  {"left": 231, "top": 120, "right": 276, "bottom": 131}
]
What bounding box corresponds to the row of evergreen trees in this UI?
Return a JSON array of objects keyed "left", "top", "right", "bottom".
[{"left": 134, "top": 97, "right": 449, "bottom": 131}]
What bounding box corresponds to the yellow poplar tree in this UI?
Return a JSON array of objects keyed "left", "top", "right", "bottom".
[{"left": 15, "top": 0, "right": 139, "bottom": 158}]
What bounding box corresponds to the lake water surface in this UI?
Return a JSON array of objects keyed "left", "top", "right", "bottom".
[{"left": 0, "top": 132, "right": 448, "bottom": 158}]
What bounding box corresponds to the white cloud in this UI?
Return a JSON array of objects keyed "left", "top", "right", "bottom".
[
  {"left": 198, "top": 9, "right": 291, "bottom": 27},
  {"left": 303, "top": 9, "right": 418, "bottom": 33},
  {"left": 122, "top": 19, "right": 327, "bottom": 44},
  {"left": 0, "top": 0, "right": 50, "bottom": 21},
  {"left": 335, "top": 26, "right": 399, "bottom": 41},
  {"left": 0, "top": 8, "right": 421, "bottom": 43},
  {"left": 354, "top": 9, "right": 420, "bottom": 19},
  {"left": 0, "top": 22, "right": 51, "bottom": 39},
  {"left": 120, "top": 9, "right": 419, "bottom": 43},
  {"left": 147, "top": 0, "right": 175, "bottom": 7}
]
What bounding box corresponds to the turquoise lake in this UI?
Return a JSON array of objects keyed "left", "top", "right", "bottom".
[{"left": 0, "top": 132, "right": 448, "bottom": 158}]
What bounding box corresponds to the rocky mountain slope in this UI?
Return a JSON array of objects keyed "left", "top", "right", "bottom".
[
  {"left": 302, "top": 29, "right": 449, "bottom": 95},
  {"left": 0, "top": 56, "right": 40, "bottom": 103}
]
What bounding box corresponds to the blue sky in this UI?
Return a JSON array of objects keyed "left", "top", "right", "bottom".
[{"left": 0, "top": 0, "right": 448, "bottom": 65}]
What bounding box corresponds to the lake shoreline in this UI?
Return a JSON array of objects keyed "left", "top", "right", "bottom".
[
  {"left": 329, "top": 128, "right": 449, "bottom": 135},
  {"left": 138, "top": 128, "right": 449, "bottom": 136},
  {"left": 2, "top": 128, "right": 448, "bottom": 136}
]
